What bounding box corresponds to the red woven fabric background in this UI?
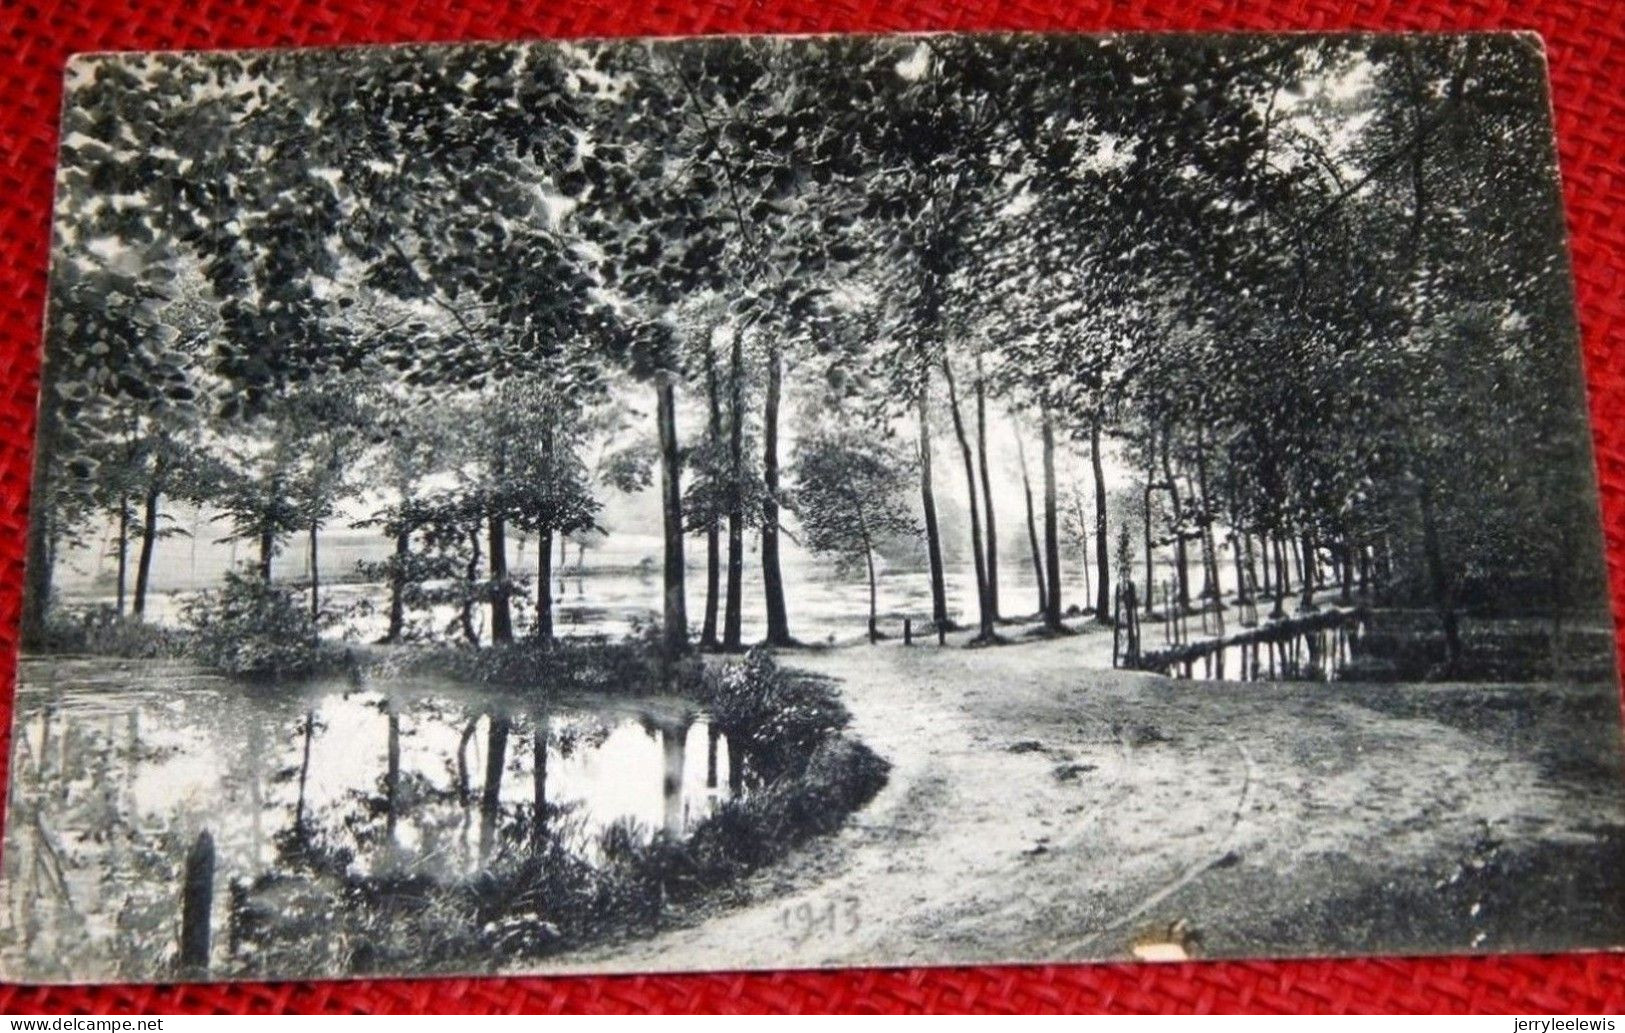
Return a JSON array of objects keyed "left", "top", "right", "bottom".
[{"left": 0, "top": 0, "right": 1622, "bottom": 1015}]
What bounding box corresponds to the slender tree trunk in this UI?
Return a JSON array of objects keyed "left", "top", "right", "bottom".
[
  {"left": 479, "top": 715, "right": 511, "bottom": 860},
  {"left": 307, "top": 520, "right": 320, "bottom": 623},
  {"left": 461, "top": 526, "right": 481, "bottom": 646},
  {"left": 724, "top": 330, "right": 744, "bottom": 651},
  {"left": 1193, "top": 429, "right": 1221, "bottom": 606},
  {"left": 21, "top": 376, "right": 62, "bottom": 647},
  {"left": 1232, "top": 532, "right": 1251, "bottom": 604},
  {"left": 386, "top": 527, "right": 408, "bottom": 643},
  {"left": 973, "top": 353, "right": 999, "bottom": 621},
  {"left": 865, "top": 544, "right": 878, "bottom": 644},
  {"left": 536, "top": 527, "right": 554, "bottom": 642},
  {"left": 701, "top": 349, "right": 722, "bottom": 649},
  {"left": 1159, "top": 434, "right": 1190, "bottom": 613},
  {"left": 488, "top": 511, "right": 513, "bottom": 645},
  {"left": 258, "top": 526, "right": 274, "bottom": 584},
  {"left": 1014, "top": 426, "right": 1048, "bottom": 617},
  {"left": 941, "top": 356, "right": 993, "bottom": 640},
  {"left": 1271, "top": 534, "right": 1288, "bottom": 618},
  {"left": 384, "top": 703, "right": 400, "bottom": 842},
  {"left": 656, "top": 378, "right": 689, "bottom": 656},
  {"left": 1418, "top": 482, "right": 1463, "bottom": 669},
  {"left": 115, "top": 491, "right": 130, "bottom": 618},
  {"left": 918, "top": 376, "right": 949, "bottom": 631},
  {"left": 1142, "top": 443, "right": 1156, "bottom": 619},
  {"left": 133, "top": 480, "right": 164, "bottom": 619},
  {"left": 1091, "top": 423, "right": 1110, "bottom": 624},
  {"left": 1042, "top": 413, "right": 1063, "bottom": 629},
  {"left": 761, "top": 338, "right": 791, "bottom": 645}
]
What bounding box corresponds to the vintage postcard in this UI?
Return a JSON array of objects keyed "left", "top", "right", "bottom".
[{"left": 4, "top": 32, "right": 1621, "bottom": 983}]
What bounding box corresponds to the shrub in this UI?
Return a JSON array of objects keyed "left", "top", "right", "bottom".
[
  {"left": 36, "top": 605, "right": 188, "bottom": 659},
  {"left": 180, "top": 569, "right": 324, "bottom": 678},
  {"left": 700, "top": 647, "right": 852, "bottom": 779}
]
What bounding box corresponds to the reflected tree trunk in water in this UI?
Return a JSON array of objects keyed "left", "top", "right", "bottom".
[
  {"left": 479, "top": 716, "right": 511, "bottom": 860},
  {"left": 661, "top": 717, "right": 692, "bottom": 837},
  {"left": 294, "top": 710, "right": 315, "bottom": 834},
  {"left": 530, "top": 715, "right": 548, "bottom": 854},
  {"left": 456, "top": 718, "right": 477, "bottom": 808}
]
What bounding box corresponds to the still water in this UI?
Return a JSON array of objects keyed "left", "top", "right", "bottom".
[
  {"left": 1, "top": 657, "right": 737, "bottom": 979},
  {"left": 1163, "top": 618, "right": 1362, "bottom": 682}
]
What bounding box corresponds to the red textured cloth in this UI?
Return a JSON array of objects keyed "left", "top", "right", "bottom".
[{"left": 0, "top": 0, "right": 1622, "bottom": 1015}]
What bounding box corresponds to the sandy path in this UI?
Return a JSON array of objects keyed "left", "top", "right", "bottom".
[{"left": 552, "top": 624, "right": 1625, "bottom": 974}]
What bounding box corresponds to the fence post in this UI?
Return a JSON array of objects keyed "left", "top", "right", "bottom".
[
  {"left": 180, "top": 830, "right": 214, "bottom": 977},
  {"left": 904, "top": 618, "right": 912, "bottom": 646}
]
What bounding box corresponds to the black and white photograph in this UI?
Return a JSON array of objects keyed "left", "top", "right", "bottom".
[{"left": 4, "top": 31, "right": 1623, "bottom": 983}]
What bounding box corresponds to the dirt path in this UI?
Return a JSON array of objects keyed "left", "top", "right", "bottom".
[{"left": 554, "top": 624, "right": 1625, "bottom": 974}]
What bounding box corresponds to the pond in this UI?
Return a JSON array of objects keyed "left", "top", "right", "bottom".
[
  {"left": 1163, "top": 616, "right": 1364, "bottom": 682},
  {"left": 0, "top": 657, "right": 741, "bottom": 980}
]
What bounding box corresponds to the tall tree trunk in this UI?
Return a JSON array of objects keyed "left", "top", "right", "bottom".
[
  {"left": 536, "top": 527, "right": 554, "bottom": 642},
  {"left": 307, "top": 520, "right": 320, "bottom": 624},
  {"left": 1232, "top": 531, "right": 1251, "bottom": 604},
  {"left": 941, "top": 356, "right": 993, "bottom": 640},
  {"left": 386, "top": 527, "right": 408, "bottom": 643},
  {"left": 1089, "top": 423, "right": 1111, "bottom": 624},
  {"left": 918, "top": 375, "right": 949, "bottom": 631},
  {"left": 761, "top": 337, "right": 791, "bottom": 645},
  {"left": 701, "top": 348, "right": 722, "bottom": 649},
  {"left": 1300, "top": 530, "right": 1317, "bottom": 611},
  {"left": 972, "top": 353, "right": 999, "bottom": 621},
  {"left": 384, "top": 703, "right": 400, "bottom": 842},
  {"left": 865, "top": 543, "right": 878, "bottom": 644},
  {"left": 724, "top": 329, "right": 744, "bottom": 651},
  {"left": 1271, "top": 534, "right": 1288, "bottom": 619},
  {"left": 115, "top": 491, "right": 130, "bottom": 617},
  {"left": 1159, "top": 433, "right": 1190, "bottom": 613},
  {"left": 1043, "top": 412, "right": 1063, "bottom": 629},
  {"left": 1418, "top": 482, "right": 1462, "bottom": 670},
  {"left": 133, "top": 481, "right": 163, "bottom": 619},
  {"left": 21, "top": 373, "right": 62, "bottom": 647},
  {"left": 460, "top": 527, "right": 482, "bottom": 645},
  {"left": 1014, "top": 425, "right": 1047, "bottom": 617},
  {"left": 258, "top": 526, "right": 274, "bottom": 584},
  {"left": 487, "top": 511, "right": 513, "bottom": 645},
  {"left": 1142, "top": 441, "right": 1156, "bottom": 619},
  {"left": 656, "top": 378, "right": 689, "bottom": 656},
  {"left": 479, "top": 715, "right": 511, "bottom": 860},
  {"left": 1192, "top": 429, "right": 1221, "bottom": 606}
]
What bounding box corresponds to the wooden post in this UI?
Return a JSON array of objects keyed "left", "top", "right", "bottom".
[
  {"left": 904, "top": 618, "right": 912, "bottom": 645},
  {"left": 181, "top": 830, "right": 214, "bottom": 976}
]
